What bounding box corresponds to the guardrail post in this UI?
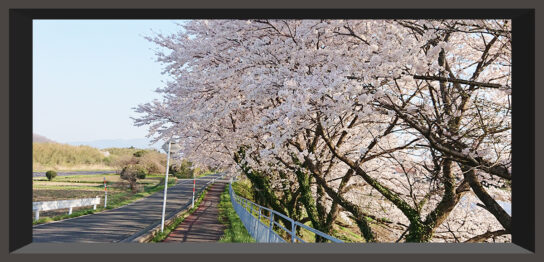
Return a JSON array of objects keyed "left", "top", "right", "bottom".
[
  {"left": 35, "top": 210, "right": 39, "bottom": 221},
  {"left": 228, "top": 178, "right": 343, "bottom": 243},
  {"left": 68, "top": 207, "right": 73, "bottom": 215},
  {"left": 291, "top": 220, "right": 296, "bottom": 243},
  {"left": 268, "top": 213, "right": 274, "bottom": 242}
]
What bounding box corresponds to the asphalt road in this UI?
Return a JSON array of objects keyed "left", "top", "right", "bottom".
[
  {"left": 33, "top": 170, "right": 115, "bottom": 177},
  {"left": 32, "top": 173, "right": 225, "bottom": 242}
]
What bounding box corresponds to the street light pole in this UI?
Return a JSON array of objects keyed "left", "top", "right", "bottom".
[{"left": 160, "top": 140, "right": 172, "bottom": 233}]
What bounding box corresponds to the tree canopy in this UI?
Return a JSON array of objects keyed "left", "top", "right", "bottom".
[{"left": 135, "top": 19, "right": 511, "bottom": 242}]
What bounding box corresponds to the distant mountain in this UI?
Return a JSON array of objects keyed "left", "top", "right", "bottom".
[
  {"left": 33, "top": 133, "right": 55, "bottom": 143},
  {"left": 66, "top": 138, "right": 162, "bottom": 150}
]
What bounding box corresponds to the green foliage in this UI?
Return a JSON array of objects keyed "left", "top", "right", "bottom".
[
  {"left": 120, "top": 165, "right": 148, "bottom": 192},
  {"left": 218, "top": 186, "right": 255, "bottom": 243},
  {"left": 113, "top": 149, "right": 167, "bottom": 175},
  {"left": 136, "top": 170, "right": 147, "bottom": 179},
  {"left": 231, "top": 179, "right": 254, "bottom": 201},
  {"left": 45, "top": 170, "right": 57, "bottom": 181},
  {"left": 133, "top": 150, "right": 147, "bottom": 157},
  {"left": 170, "top": 159, "right": 194, "bottom": 178},
  {"left": 206, "top": 165, "right": 220, "bottom": 173},
  {"left": 332, "top": 224, "right": 366, "bottom": 243}
]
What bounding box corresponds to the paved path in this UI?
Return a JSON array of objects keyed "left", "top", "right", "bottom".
[
  {"left": 32, "top": 173, "right": 224, "bottom": 242},
  {"left": 164, "top": 182, "right": 226, "bottom": 242}
]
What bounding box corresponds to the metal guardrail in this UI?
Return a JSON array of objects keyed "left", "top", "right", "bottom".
[
  {"left": 33, "top": 196, "right": 101, "bottom": 221},
  {"left": 229, "top": 181, "right": 343, "bottom": 243}
]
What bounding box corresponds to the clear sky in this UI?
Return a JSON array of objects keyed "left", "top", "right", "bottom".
[{"left": 33, "top": 20, "right": 186, "bottom": 143}]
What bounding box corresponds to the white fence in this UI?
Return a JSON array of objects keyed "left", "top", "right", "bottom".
[{"left": 33, "top": 196, "right": 101, "bottom": 221}]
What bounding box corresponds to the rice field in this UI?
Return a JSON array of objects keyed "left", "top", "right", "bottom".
[{"left": 32, "top": 173, "right": 175, "bottom": 224}]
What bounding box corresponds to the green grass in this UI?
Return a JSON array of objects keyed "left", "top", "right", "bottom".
[
  {"left": 34, "top": 174, "right": 163, "bottom": 186},
  {"left": 33, "top": 177, "right": 177, "bottom": 225},
  {"left": 231, "top": 179, "right": 254, "bottom": 201},
  {"left": 218, "top": 186, "right": 256, "bottom": 243},
  {"left": 332, "top": 224, "right": 366, "bottom": 243},
  {"left": 226, "top": 179, "right": 356, "bottom": 243},
  {"left": 33, "top": 209, "right": 100, "bottom": 225},
  {"left": 197, "top": 170, "right": 216, "bottom": 178},
  {"left": 151, "top": 187, "right": 209, "bottom": 242},
  {"left": 33, "top": 174, "right": 116, "bottom": 182},
  {"left": 33, "top": 168, "right": 116, "bottom": 172}
]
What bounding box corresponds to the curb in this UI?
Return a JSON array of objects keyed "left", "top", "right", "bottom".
[
  {"left": 131, "top": 203, "right": 193, "bottom": 243},
  {"left": 119, "top": 174, "right": 228, "bottom": 243}
]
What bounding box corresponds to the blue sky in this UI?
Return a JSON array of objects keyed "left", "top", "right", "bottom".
[{"left": 33, "top": 20, "right": 186, "bottom": 144}]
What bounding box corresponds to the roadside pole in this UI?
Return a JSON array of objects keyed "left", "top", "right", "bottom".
[
  {"left": 160, "top": 140, "right": 172, "bottom": 232},
  {"left": 192, "top": 171, "right": 195, "bottom": 208},
  {"left": 103, "top": 177, "right": 108, "bottom": 208}
]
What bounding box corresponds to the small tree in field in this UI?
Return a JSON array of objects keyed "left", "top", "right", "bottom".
[
  {"left": 120, "top": 165, "right": 147, "bottom": 193},
  {"left": 45, "top": 170, "right": 57, "bottom": 181},
  {"left": 170, "top": 159, "right": 194, "bottom": 178}
]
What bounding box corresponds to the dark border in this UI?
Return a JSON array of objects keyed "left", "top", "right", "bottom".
[
  {"left": 9, "top": 9, "right": 33, "bottom": 254},
  {"left": 8, "top": 8, "right": 536, "bottom": 255},
  {"left": 510, "top": 9, "right": 535, "bottom": 253}
]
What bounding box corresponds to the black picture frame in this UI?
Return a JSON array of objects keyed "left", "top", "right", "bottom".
[{"left": 3, "top": 4, "right": 538, "bottom": 260}]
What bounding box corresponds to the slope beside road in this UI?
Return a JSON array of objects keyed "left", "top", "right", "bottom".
[{"left": 32, "top": 173, "right": 224, "bottom": 242}]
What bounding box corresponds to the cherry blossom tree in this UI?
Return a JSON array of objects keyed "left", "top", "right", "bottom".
[{"left": 134, "top": 19, "right": 511, "bottom": 242}]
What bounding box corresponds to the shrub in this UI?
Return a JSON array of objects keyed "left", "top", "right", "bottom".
[
  {"left": 136, "top": 167, "right": 147, "bottom": 179},
  {"left": 170, "top": 160, "right": 194, "bottom": 178},
  {"left": 113, "top": 149, "right": 166, "bottom": 175},
  {"left": 133, "top": 150, "right": 146, "bottom": 157},
  {"left": 169, "top": 164, "right": 180, "bottom": 176},
  {"left": 120, "top": 165, "right": 147, "bottom": 192},
  {"left": 45, "top": 170, "right": 57, "bottom": 181}
]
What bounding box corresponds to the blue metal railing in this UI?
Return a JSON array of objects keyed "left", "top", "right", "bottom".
[{"left": 229, "top": 180, "right": 343, "bottom": 243}]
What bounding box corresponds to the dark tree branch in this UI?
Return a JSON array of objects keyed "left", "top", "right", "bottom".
[{"left": 413, "top": 75, "right": 509, "bottom": 89}]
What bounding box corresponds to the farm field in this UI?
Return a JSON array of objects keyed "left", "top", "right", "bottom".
[{"left": 33, "top": 173, "right": 176, "bottom": 224}]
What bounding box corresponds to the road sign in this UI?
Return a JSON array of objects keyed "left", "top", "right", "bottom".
[{"left": 162, "top": 140, "right": 181, "bottom": 153}]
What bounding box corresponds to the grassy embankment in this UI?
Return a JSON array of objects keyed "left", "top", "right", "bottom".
[
  {"left": 224, "top": 178, "right": 366, "bottom": 243},
  {"left": 218, "top": 182, "right": 255, "bottom": 243},
  {"left": 33, "top": 142, "right": 167, "bottom": 172},
  {"left": 33, "top": 142, "right": 211, "bottom": 176},
  {"left": 33, "top": 173, "right": 176, "bottom": 225}
]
